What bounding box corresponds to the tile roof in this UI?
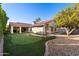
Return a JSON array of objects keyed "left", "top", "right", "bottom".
[
  {"left": 9, "top": 22, "right": 32, "bottom": 27},
  {"left": 32, "top": 20, "right": 54, "bottom": 27}
]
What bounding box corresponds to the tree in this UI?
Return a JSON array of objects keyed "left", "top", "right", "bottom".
[
  {"left": 54, "top": 6, "right": 79, "bottom": 37},
  {"left": 33, "top": 17, "right": 41, "bottom": 24},
  {"left": 0, "top": 4, "right": 9, "bottom": 34}
]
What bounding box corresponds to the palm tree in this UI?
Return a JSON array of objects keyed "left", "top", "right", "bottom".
[{"left": 33, "top": 17, "right": 41, "bottom": 24}]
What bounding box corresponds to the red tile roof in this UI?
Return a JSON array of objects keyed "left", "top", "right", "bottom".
[{"left": 32, "top": 20, "right": 54, "bottom": 27}]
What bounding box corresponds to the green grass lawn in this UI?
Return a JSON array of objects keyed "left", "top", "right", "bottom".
[{"left": 4, "top": 33, "right": 55, "bottom": 56}]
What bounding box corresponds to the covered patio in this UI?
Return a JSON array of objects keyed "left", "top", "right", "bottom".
[{"left": 9, "top": 22, "right": 32, "bottom": 34}]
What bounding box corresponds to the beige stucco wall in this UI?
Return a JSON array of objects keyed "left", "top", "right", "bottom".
[
  {"left": 32, "top": 27, "right": 44, "bottom": 33},
  {"left": 56, "top": 28, "right": 66, "bottom": 34}
]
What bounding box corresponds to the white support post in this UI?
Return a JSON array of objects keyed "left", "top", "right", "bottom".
[
  {"left": 28, "top": 28, "right": 31, "bottom": 32},
  {"left": 43, "top": 26, "right": 46, "bottom": 34},
  {"left": 11, "top": 26, "right": 13, "bottom": 34},
  {"left": 19, "top": 27, "right": 22, "bottom": 33}
]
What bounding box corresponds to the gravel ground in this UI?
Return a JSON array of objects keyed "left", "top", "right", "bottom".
[{"left": 45, "top": 37, "right": 79, "bottom": 56}]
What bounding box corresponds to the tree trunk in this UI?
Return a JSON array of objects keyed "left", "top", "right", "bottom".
[
  {"left": 65, "top": 29, "right": 70, "bottom": 39},
  {"left": 64, "top": 28, "right": 75, "bottom": 39}
]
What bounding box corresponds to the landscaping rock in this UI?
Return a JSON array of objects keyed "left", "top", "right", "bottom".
[{"left": 45, "top": 37, "right": 79, "bottom": 56}]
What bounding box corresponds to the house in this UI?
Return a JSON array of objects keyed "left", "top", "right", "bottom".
[
  {"left": 31, "top": 20, "right": 56, "bottom": 34},
  {"left": 9, "top": 20, "right": 56, "bottom": 34},
  {"left": 9, "top": 22, "right": 32, "bottom": 34}
]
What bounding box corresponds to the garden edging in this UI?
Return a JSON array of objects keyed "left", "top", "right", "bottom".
[{"left": 44, "top": 40, "right": 50, "bottom": 56}]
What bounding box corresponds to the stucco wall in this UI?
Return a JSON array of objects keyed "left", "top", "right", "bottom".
[
  {"left": 32, "top": 27, "right": 44, "bottom": 33},
  {"left": 56, "top": 28, "right": 66, "bottom": 34}
]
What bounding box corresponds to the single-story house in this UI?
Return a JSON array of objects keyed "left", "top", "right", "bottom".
[
  {"left": 9, "top": 22, "right": 32, "bottom": 34},
  {"left": 9, "top": 20, "right": 56, "bottom": 34},
  {"left": 31, "top": 20, "right": 56, "bottom": 34}
]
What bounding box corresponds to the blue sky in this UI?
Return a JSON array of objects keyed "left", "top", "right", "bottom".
[{"left": 2, "top": 3, "right": 72, "bottom": 24}]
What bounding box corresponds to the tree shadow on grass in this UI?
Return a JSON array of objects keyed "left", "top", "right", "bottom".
[
  {"left": 4, "top": 34, "right": 56, "bottom": 56},
  {"left": 9, "top": 40, "right": 45, "bottom": 56},
  {"left": 3, "top": 34, "right": 13, "bottom": 56}
]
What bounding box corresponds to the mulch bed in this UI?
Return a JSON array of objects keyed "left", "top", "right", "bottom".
[{"left": 46, "top": 37, "right": 79, "bottom": 56}]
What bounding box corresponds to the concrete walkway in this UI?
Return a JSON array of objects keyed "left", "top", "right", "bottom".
[
  {"left": 31, "top": 33, "right": 79, "bottom": 38},
  {"left": 0, "top": 36, "right": 3, "bottom": 56},
  {"left": 48, "top": 34, "right": 79, "bottom": 38}
]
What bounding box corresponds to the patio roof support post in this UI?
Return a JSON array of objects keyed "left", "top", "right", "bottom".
[
  {"left": 19, "top": 26, "right": 22, "bottom": 33},
  {"left": 28, "top": 27, "right": 31, "bottom": 32},
  {"left": 43, "top": 25, "right": 46, "bottom": 34},
  {"left": 11, "top": 26, "right": 13, "bottom": 34}
]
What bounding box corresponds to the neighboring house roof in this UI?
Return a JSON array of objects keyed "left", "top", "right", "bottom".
[
  {"left": 9, "top": 22, "right": 32, "bottom": 27},
  {"left": 32, "top": 20, "right": 54, "bottom": 27}
]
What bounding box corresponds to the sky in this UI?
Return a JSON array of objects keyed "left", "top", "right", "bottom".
[{"left": 2, "top": 3, "right": 72, "bottom": 24}]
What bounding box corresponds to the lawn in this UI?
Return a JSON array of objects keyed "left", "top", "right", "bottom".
[{"left": 4, "top": 33, "right": 55, "bottom": 56}]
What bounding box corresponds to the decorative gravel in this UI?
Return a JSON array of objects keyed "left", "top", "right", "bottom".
[{"left": 45, "top": 37, "right": 79, "bottom": 56}]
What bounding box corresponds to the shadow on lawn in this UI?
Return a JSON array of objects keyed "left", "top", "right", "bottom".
[
  {"left": 9, "top": 40, "right": 45, "bottom": 56},
  {"left": 4, "top": 34, "right": 56, "bottom": 56},
  {"left": 3, "top": 34, "right": 13, "bottom": 56}
]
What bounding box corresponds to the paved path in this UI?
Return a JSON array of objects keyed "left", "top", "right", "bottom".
[
  {"left": 0, "top": 36, "right": 3, "bottom": 56},
  {"left": 48, "top": 34, "right": 79, "bottom": 38},
  {"left": 31, "top": 33, "right": 79, "bottom": 37}
]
